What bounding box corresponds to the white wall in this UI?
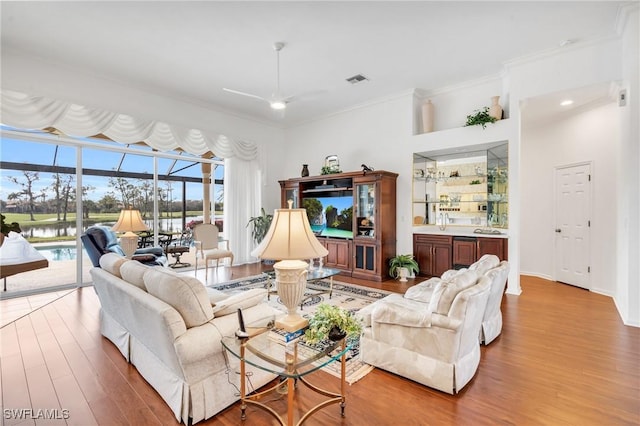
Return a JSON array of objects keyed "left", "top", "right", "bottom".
[
  {"left": 283, "top": 31, "right": 638, "bottom": 323},
  {"left": 520, "top": 102, "right": 619, "bottom": 295},
  {"left": 1, "top": 49, "right": 285, "bottom": 147},
  {"left": 284, "top": 93, "right": 415, "bottom": 252},
  {"left": 616, "top": 5, "right": 640, "bottom": 326}
]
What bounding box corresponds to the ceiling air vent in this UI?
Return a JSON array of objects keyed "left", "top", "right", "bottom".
[{"left": 346, "top": 74, "right": 369, "bottom": 85}]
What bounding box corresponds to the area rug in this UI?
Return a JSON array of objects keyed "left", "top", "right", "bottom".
[{"left": 208, "top": 274, "right": 391, "bottom": 384}]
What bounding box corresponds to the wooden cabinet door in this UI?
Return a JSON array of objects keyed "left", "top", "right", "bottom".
[
  {"left": 414, "top": 241, "right": 433, "bottom": 276},
  {"left": 477, "top": 237, "right": 506, "bottom": 261},
  {"left": 432, "top": 244, "right": 453, "bottom": 277},
  {"left": 413, "top": 234, "right": 452, "bottom": 277},
  {"left": 322, "top": 238, "right": 351, "bottom": 270},
  {"left": 353, "top": 242, "right": 378, "bottom": 278},
  {"left": 453, "top": 239, "right": 477, "bottom": 267}
]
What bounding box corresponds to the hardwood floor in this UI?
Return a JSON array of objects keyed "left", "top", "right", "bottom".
[{"left": 1, "top": 266, "right": 638, "bottom": 425}]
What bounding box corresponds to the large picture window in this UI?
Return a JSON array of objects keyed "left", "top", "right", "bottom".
[{"left": 0, "top": 128, "right": 223, "bottom": 296}]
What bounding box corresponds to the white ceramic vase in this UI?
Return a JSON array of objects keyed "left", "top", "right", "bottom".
[
  {"left": 489, "top": 96, "right": 502, "bottom": 121},
  {"left": 398, "top": 267, "right": 409, "bottom": 283},
  {"left": 421, "top": 100, "right": 434, "bottom": 133}
]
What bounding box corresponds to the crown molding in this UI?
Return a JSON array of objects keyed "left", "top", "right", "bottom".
[
  {"left": 503, "top": 33, "right": 620, "bottom": 71},
  {"left": 414, "top": 72, "right": 505, "bottom": 99}
]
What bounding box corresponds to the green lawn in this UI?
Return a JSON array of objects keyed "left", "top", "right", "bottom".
[
  {"left": 2, "top": 211, "right": 220, "bottom": 243},
  {"left": 2, "top": 211, "right": 206, "bottom": 226}
]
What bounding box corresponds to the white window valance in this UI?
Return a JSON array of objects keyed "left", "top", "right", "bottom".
[{"left": 0, "top": 89, "right": 258, "bottom": 160}]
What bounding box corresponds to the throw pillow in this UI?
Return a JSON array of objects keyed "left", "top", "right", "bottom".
[
  {"left": 99, "top": 253, "right": 127, "bottom": 278},
  {"left": 144, "top": 268, "right": 213, "bottom": 328},
  {"left": 211, "top": 288, "right": 267, "bottom": 317},
  {"left": 119, "top": 260, "right": 150, "bottom": 291},
  {"left": 131, "top": 254, "right": 155, "bottom": 263}
]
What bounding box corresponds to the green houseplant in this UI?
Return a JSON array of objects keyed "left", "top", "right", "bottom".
[
  {"left": 304, "top": 304, "right": 363, "bottom": 344},
  {"left": 246, "top": 208, "right": 273, "bottom": 245},
  {"left": 465, "top": 107, "right": 497, "bottom": 129},
  {"left": 389, "top": 254, "right": 420, "bottom": 282}
]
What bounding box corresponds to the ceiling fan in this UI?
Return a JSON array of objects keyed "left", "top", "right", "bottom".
[{"left": 223, "top": 42, "right": 294, "bottom": 111}]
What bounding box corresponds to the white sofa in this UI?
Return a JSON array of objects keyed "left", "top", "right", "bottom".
[
  {"left": 357, "top": 269, "right": 492, "bottom": 394},
  {"left": 90, "top": 253, "right": 279, "bottom": 424}
]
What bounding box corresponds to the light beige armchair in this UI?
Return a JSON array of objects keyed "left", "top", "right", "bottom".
[
  {"left": 193, "top": 224, "right": 233, "bottom": 278},
  {"left": 475, "top": 260, "right": 510, "bottom": 344},
  {"left": 358, "top": 270, "right": 491, "bottom": 394},
  {"left": 403, "top": 255, "right": 510, "bottom": 345}
]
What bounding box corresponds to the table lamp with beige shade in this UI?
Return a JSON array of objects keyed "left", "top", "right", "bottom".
[
  {"left": 111, "top": 208, "right": 149, "bottom": 259},
  {"left": 251, "top": 205, "right": 329, "bottom": 332}
]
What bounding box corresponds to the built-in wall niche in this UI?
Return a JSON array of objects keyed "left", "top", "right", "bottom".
[{"left": 412, "top": 141, "right": 508, "bottom": 229}]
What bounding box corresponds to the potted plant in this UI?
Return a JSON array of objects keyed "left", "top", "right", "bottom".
[
  {"left": 247, "top": 208, "right": 273, "bottom": 245},
  {"left": 247, "top": 208, "right": 274, "bottom": 264},
  {"left": 465, "top": 106, "right": 497, "bottom": 129},
  {"left": 389, "top": 254, "right": 420, "bottom": 282},
  {"left": 0, "top": 213, "right": 21, "bottom": 247},
  {"left": 304, "top": 304, "right": 363, "bottom": 344}
]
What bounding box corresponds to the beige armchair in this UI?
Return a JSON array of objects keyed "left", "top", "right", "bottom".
[
  {"left": 192, "top": 224, "right": 233, "bottom": 278},
  {"left": 403, "top": 255, "right": 509, "bottom": 345},
  {"left": 475, "top": 260, "right": 510, "bottom": 344},
  {"left": 358, "top": 270, "right": 491, "bottom": 394}
]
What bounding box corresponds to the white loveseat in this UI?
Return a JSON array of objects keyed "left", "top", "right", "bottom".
[{"left": 91, "top": 253, "right": 279, "bottom": 424}]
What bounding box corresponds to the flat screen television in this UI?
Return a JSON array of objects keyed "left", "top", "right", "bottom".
[{"left": 302, "top": 195, "right": 353, "bottom": 239}]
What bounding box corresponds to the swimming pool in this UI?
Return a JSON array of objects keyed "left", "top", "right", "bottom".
[{"left": 35, "top": 245, "right": 85, "bottom": 261}]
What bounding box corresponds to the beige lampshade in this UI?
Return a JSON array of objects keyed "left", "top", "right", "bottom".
[
  {"left": 112, "top": 209, "right": 149, "bottom": 233},
  {"left": 251, "top": 208, "right": 328, "bottom": 260}
]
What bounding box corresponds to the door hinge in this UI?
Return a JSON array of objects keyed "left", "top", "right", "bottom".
[
  {"left": 588, "top": 220, "right": 591, "bottom": 227},
  {"left": 588, "top": 174, "right": 591, "bottom": 181},
  {"left": 588, "top": 266, "right": 591, "bottom": 273}
]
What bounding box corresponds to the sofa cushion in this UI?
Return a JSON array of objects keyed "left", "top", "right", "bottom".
[
  {"left": 469, "top": 254, "right": 500, "bottom": 276},
  {"left": 431, "top": 270, "right": 479, "bottom": 315},
  {"left": 144, "top": 268, "right": 213, "bottom": 328},
  {"left": 211, "top": 288, "right": 267, "bottom": 317},
  {"left": 206, "top": 287, "right": 230, "bottom": 305},
  {"left": 120, "top": 260, "right": 150, "bottom": 291},
  {"left": 99, "top": 253, "right": 127, "bottom": 278},
  {"left": 441, "top": 267, "right": 468, "bottom": 281},
  {"left": 404, "top": 278, "right": 441, "bottom": 303}
]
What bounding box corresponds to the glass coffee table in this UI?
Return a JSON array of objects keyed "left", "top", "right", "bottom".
[
  {"left": 221, "top": 327, "right": 350, "bottom": 426},
  {"left": 264, "top": 267, "right": 342, "bottom": 308}
]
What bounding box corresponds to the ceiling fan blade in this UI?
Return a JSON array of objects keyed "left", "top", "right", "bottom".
[
  {"left": 284, "top": 89, "right": 328, "bottom": 104},
  {"left": 223, "top": 88, "right": 268, "bottom": 102}
]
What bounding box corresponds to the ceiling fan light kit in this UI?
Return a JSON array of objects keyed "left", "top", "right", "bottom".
[
  {"left": 223, "top": 41, "right": 293, "bottom": 112},
  {"left": 270, "top": 100, "right": 287, "bottom": 110}
]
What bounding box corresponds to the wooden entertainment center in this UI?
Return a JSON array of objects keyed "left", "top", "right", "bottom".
[{"left": 279, "top": 170, "right": 397, "bottom": 282}]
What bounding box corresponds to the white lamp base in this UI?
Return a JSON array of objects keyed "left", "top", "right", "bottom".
[
  {"left": 119, "top": 232, "right": 139, "bottom": 259},
  {"left": 273, "top": 259, "right": 309, "bottom": 332}
]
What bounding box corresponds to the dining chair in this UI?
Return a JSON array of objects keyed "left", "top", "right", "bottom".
[{"left": 192, "top": 223, "right": 233, "bottom": 279}]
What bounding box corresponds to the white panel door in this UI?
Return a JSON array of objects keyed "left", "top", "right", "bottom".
[{"left": 554, "top": 163, "right": 591, "bottom": 289}]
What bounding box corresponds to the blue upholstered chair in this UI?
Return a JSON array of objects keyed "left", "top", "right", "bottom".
[{"left": 81, "top": 225, "right": 167, "bottom": 267}]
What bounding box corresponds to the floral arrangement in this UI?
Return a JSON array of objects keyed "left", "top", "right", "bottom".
[{"left": 186, "top": 219, "right": 203, "bottom": 229}]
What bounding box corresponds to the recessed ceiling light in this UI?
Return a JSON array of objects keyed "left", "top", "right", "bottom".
[{"left": 560, "top": 100, "right": 574, "bottom": 106}]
